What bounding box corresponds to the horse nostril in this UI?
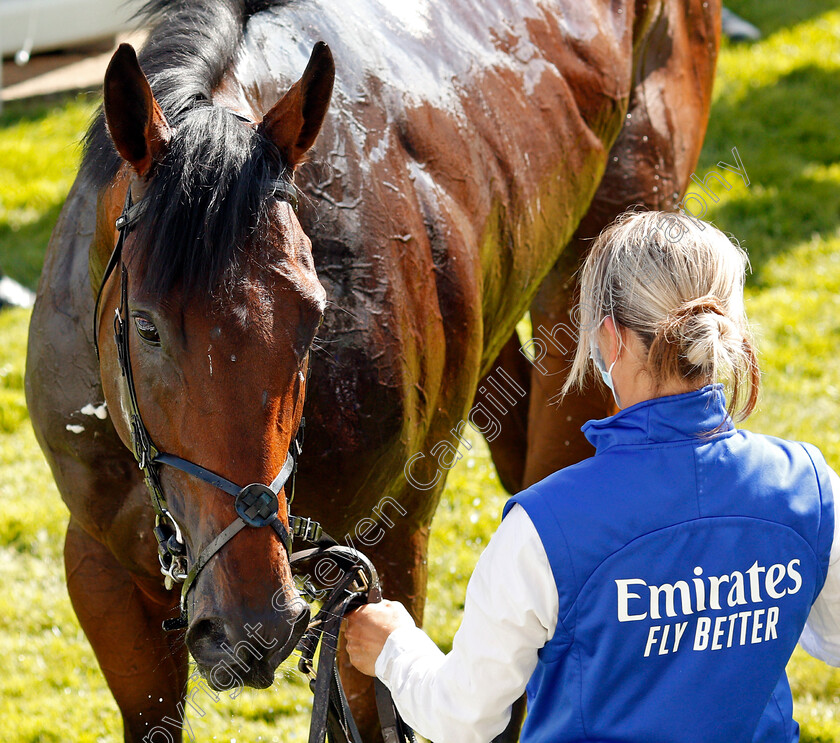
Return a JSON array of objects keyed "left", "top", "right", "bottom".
[
  {"left": 186, "top": 602, "right": 311, "bottom": 690},
  {"left": 186, "top": 617, "right": 228, "bottom": 664}
]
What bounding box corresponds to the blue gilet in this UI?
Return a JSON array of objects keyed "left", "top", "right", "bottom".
[{"left": 503, "top": 384, "right": 834, "bottom": 742}]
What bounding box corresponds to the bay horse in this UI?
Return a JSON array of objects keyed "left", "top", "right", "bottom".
[{"left": 25, "top": 0, "right": 721, "bottom": 740}]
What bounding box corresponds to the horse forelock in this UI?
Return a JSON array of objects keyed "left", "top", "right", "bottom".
[
  {"left": 82, "top": 0, "right": 298, "bottom": 299},
  {"left": 126, "top": 105, "right": 297, "bottom": 299}
]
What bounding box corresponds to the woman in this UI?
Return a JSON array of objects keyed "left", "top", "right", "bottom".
[{"left": 345, "top": 211, "right": 840, "bottom": 743}]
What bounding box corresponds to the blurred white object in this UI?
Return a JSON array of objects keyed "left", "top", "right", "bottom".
[
  {"left": 721, "top": 7, "right": 762, "bottom": 42},
  {"left": 0, "top": 275, "right": 36, "bottom": 309},
  {"left": 0, "top": 0, "right": 141, "bottom": 59},
  {"left": 0, "top": 0, "right": 144, "bottom": 112}
]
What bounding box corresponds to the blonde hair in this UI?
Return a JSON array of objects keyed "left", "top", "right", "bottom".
[{"left": 561, "top": 210, "right": 760, "bottom": 425}]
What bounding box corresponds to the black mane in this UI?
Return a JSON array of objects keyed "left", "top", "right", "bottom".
[{"left": 82, "top": 0, "right": 292, "bottom": 297}]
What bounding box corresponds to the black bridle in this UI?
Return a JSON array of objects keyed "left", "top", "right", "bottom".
[
  {"left": 93, "top": 182, "right": 415, "bottom": 743},
  {"left": 93, "top": 183, "right": 318, "bottom": 630}
]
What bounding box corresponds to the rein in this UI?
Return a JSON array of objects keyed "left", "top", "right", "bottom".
[
  {"left": 292, "top": 544, "right": 417, "bottom": 743},
  {"left": 93, "top": 183, "right": 415, "bottom": 743}
]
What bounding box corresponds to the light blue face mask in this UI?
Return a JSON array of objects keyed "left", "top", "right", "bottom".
[{"left": 589, "top": 319, "right": 622, "bottom": 409}]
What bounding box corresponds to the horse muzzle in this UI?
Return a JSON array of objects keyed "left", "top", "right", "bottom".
[{"left": 187, "top": 596, "right": 311, "bottom": 690}]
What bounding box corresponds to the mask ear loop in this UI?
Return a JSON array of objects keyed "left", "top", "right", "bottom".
[
  {"left": 590, "top": 314, "right": 623, "bottom": 409},
  {"left": 595, "top": 314, "right": 626, "bottom": 362},
  {"left": 607, "top": 316, "right": 623, "bottom": 375}
]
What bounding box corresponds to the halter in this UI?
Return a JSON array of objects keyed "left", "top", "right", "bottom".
[{"left": 93, "top": 182, "right": 415, "bottom": 743}]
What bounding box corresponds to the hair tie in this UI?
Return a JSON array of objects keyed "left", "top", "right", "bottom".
[{"left": 659, "top": 294, "right": 726, "bottom": 340}]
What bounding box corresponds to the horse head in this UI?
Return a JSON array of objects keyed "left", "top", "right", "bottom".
[{"left": 94, "top": 41, "right": 333, "bottom": 689}]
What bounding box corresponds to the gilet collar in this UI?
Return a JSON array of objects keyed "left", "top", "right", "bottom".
[{"left": 581, "top": 383, "right": 734, "bottom": 453}]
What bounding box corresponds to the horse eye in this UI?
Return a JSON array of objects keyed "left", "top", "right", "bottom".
[{"left": 133, "top": 315, "right": 161, "bottom": 345}]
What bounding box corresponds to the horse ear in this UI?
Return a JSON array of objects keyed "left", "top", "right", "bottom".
[
  {"left": 260, "top": 41, "right": 335, "bottom": 170},
  {"left": 103, "top": 43, "right": 170, "bottom": 177}
]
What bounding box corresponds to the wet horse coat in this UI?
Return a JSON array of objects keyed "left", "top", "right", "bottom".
[{"left": 25, "top": 0, "right": 720, "bottom": 739}]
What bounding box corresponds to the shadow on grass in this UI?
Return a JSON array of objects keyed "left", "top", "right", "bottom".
[
  {"left": 724, "top": 0, "right": 836, "bottom": 39},
  {"left": 0, "top": 203, "right": 64, "bottom": 290},
  {"left": 711, "top": 176, "right": 840, "bottom": 286},
  {"left": 699, "top": 65, "right": 840, "bottom": 286},
  {"left": 0, "top": 90, "right": 99, "bottom": 129}
]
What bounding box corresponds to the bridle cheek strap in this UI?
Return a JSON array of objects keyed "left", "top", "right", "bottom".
[{"left": 93, "top": 188, "right": 145, "bottom": 360}]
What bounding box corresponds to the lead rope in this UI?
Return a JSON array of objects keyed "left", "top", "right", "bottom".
[{"left": 291, "top": 545, "right": 416, "bottom": 743}]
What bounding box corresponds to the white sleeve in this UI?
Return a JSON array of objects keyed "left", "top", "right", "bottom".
[
  {"left": 800, "top": 467, "right": 840, "bottom": 666},
  {"left": 374, "top": 503, "right": 559, "bottom": 743}
]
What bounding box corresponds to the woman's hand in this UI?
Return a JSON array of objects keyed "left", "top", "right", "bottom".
[{"left": 345, "top": 599, "right": 415, "bottom": 676}]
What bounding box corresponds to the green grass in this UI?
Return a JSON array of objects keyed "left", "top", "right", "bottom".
[
  {"left": 690, "top": 5, "right": 840, "bottom": 736},
  {"left": 1, "top": 2, "right": 840, "bottom": 739},
  {"left": 0, "top": 93, "right": 98, "bottom": 289}
]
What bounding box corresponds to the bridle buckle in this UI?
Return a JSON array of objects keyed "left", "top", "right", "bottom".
[{"left": 291, "top": 515, "right": 322, "bottom": 543}]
